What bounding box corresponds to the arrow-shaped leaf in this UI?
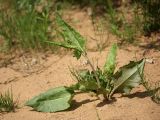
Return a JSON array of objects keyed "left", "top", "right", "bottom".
[
  {"left": 46, "top": 14, "right": 86, "bottom": 59},
  {"left": 110, "top": 59, "right": 145, "bottom": 95}
]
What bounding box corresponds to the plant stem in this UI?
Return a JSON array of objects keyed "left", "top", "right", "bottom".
[{"left": 83, "top": 52, "right": 101, "bottom": 88}]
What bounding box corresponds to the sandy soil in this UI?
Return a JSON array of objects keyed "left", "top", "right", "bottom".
[{"left": 0, "top": 9, "right": 160, "bottom": 120}]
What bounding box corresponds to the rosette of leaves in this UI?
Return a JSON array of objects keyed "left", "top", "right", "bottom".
[
  {"left": 26, "top": 15, "right": 145, "bottom": 112},
  {"left": 71, "top": 45, "right": 145, "bottom": 100}
]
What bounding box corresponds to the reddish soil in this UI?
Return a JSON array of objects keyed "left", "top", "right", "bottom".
[{"left": 0, "top": 9, "right": 160, "bottom": 120}]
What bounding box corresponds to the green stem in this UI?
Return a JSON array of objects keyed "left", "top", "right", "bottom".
[{"left": 83, "top": 53, "right": 101, "bottom": 89}]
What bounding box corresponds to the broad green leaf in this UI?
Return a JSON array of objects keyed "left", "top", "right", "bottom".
[
  {"left": 46, "top": 14, "right": 86, "bottom": 59},
  {"left": 111, "top": 59, "right": 145, "bottom": 94},
  {"left": 103, "top": 43, "right": 117, "bottom": 75},
  {"left": 26, "top": 86, "right": 74, "bottom": 112}
]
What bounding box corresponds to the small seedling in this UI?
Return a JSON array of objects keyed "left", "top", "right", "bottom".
[
  {"left": 26, "top": 14, "right": 152, "bottom": 113},
  {"left": 0, "top": 89, "right": 18, "bottom": 112}
]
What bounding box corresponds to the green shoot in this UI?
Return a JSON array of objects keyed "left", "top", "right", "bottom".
[{"left": 0, "top": 89, "right": 18, "bottom": 112}]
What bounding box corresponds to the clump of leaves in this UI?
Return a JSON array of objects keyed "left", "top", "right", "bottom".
[
  {"left": 0, "top": 89, "right": 18, "bottom": 112},
  {"left": 26, "top": 14, "right": 146, "bottom": 112}
]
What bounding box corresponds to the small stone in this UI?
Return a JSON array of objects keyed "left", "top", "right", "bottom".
[
  {"left": 146, "top": 58, "right": 154, "bottom": 64},
  {"left": 87, "top": 7, "right": 92, "bottom": 16},
  {"left": 31, "top": 58, "right": 37, "bottom": 66}
]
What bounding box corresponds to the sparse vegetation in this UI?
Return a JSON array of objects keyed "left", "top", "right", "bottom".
[
  {"left": 104, "top": 0, "right": 140, "bottom": 43},
  {"left": 0, "top": 0, "right": 53, "bottom": 52},
  {"left": 135, "top": 0, "right": 160, "bottom": 35},
  {"left": 0, "top": 11, "right": 51, "bottom": 51},
  {"left": 0, "top": 0, "right": 159, "bottom": 119},
  {"left": 0, "top": 0, "right": 159, "bottom": 51}
]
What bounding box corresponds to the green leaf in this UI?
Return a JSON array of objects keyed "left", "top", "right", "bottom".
[
  {"left": 103, "top": 43, "right": 118, "bottom": 76},
  {"left": 71, "top": 69, "right": 98, "bottom": 92},
  {"left": 26, "top": 86, "right": 74, "bottom": 112},
  {"left": 46, "top": 14, "right": 86, "bottom": 59},
  {"left": 111, "top": 59, "right": 145, "bottom": 94},
  {"left": 78, "top": 80, "right": 98, "bottom": 92}
]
